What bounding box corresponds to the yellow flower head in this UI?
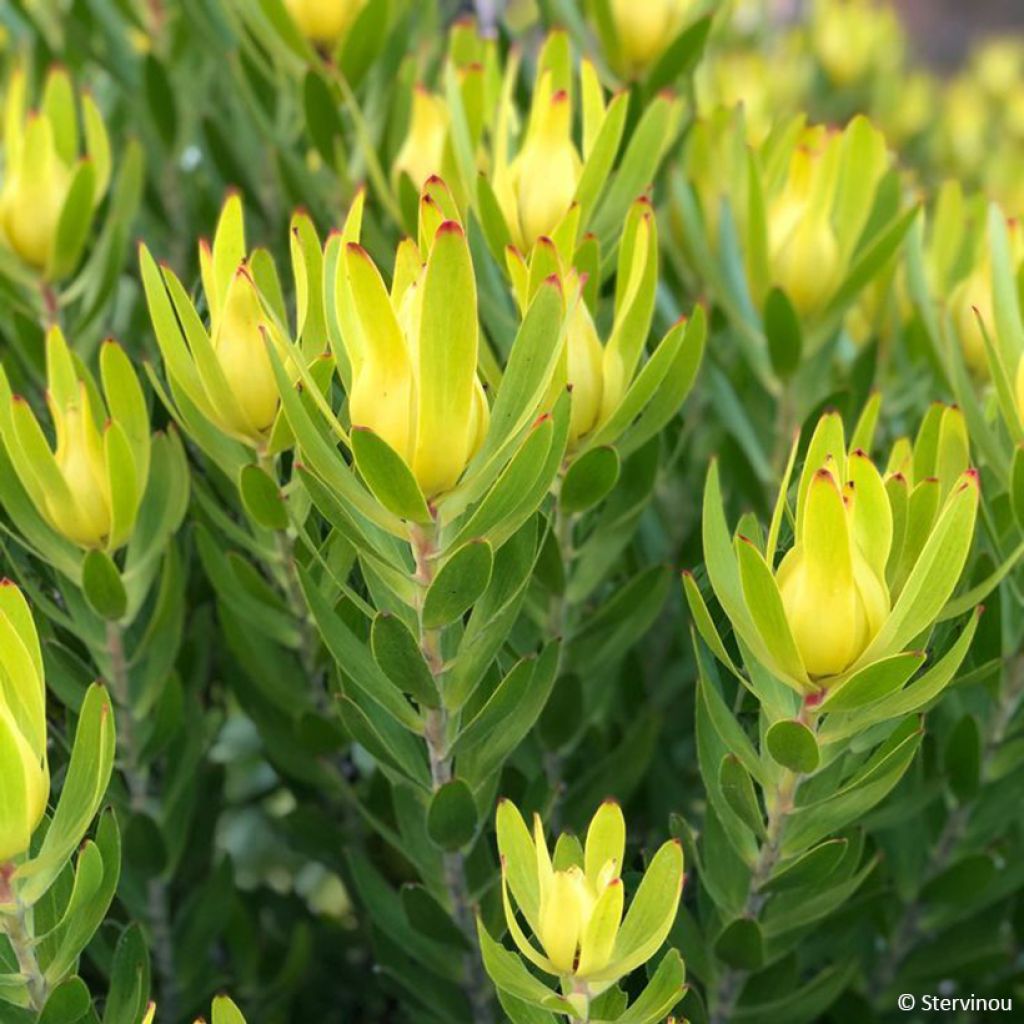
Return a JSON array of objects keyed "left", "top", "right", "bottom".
[
  {"left": 0, "top": 327, "right": 150, "bottom": 552},
  {"left": 606, "top": 0, "right": 696, "bottom": 78},
  {"left": 392, "top": 87, "right": 450, "bottom": 193},
  {"left": 197, "top": 195, "right": 292, "bottom": 445},
  {"left": 283, "top": 0, "right": 365, "bottom": 45},
  {"left": 777, "top": 457, "right": 891, "bottom": 678},
  {"left": 496, "top": 800, "right": 683, "bottom": 999},
  {"left": 812, "top": 0, "right": 903, "bottom": 88},
  {"left": 496, "top": 78, "right": 582, "bottom": 252},
  {"left": 0, "top": 66, "right": 111, "bottom": 276},
  {"left": 338, "top": 214, "right": 489, "bottom": 499},
  {"left": 0, "top": 581, "right": 49, "bottom": 863},
  {"left": 768, "top": 138, "right": 843, "bottom": 317}
]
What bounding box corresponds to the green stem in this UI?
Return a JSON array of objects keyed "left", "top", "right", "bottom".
[
  {"left": 0, "top": 866, "right": 47, "bottom": 1012},
  {"left": 709, "top": 699, "right": 816, "bottom": 1024},
  {"left": 104, "top": 621, "right": 180, "bottom": 1023},
  {"left": 411, "top": 524, "right": 493, "bottom": 1024}
]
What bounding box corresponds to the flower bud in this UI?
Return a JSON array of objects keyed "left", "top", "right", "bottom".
[
  {"left": 494, "top": 799, "right": 683, "bottom": 996},
  {"left": 606, "top": 0, "right": 695, "bottom": 78},
  {"left": 0, "top": 67, "right": 110, "bottom": 276},
  {"left": 283, "top": 0, "right": 365, "bottom": 45},
  {"left": 768, "top": 144, "right": 842, "bottom": 317},
  {"left": 705, "top": 409, "right": 978, "bottom": 694},
  {"left": 0, "top": 581, "right": 49, "bottom": 863},
  {"left": 392, "top": 87, "right": 449, "bottom": 192},
  {"left": 196, "top": 195, "right": 293, "bottom": 446},
  {"left": 211, "top": 268, "right": 284, "bottom": 439},
  {"left": 777, "top": 464, "right": 890, "bottom": 677},
  {"left": 339, "top": 217, "right": 489, "bottom": 498},
  {"left": 0, "top": 327, "right": 150, "bottom": 551},
  {"left": 497, "top": 84, "right": 581, "bottom": 251}
]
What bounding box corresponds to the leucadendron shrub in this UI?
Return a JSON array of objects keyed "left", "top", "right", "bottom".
[
  {"left": 481, "top": 800, "right": 685, "bottom": 1023},
  {"left": 683, "top": 402, "right": 984, "bottom": 1022},
  {"left": 0, "top": 581, "right": 116, "bottom": 1014}
]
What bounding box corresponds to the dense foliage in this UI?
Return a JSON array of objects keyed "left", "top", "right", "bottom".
[{"left": 0, "top": 2, "right": 1023, "bottom": 1023}]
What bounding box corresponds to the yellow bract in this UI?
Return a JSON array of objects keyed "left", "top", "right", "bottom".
[
  {"left": 0, "top": 582, "right": 49, "bottom": 863},
  {"left": 768, "top": 139, "right": 843, "bottom": 318},
  {"left": 0, "top": 327, "right": 150, "bottom": 552},
  {"left": 777, "top": 460, "right": 890, "bottom": 677},
  {"left": 392, "top": 87, "right": 449, "bottom": 192},
  {"left": 283, "top": 0, "right": 365, "bottom": 45},
  {"left": 496, "top": 799, "right": 683, "bottom": 998},
  {"left": 0, "top": 66, "right": 110, "bottom": 276},
  {"left": 198, "top": 196, "right": 292, "bottom": 445},
  {"left": 495, "top": 79, "right": 581, "bottom": 251},
  {"left": 338, "top": 219, "right": 489, "bottom": 498}
]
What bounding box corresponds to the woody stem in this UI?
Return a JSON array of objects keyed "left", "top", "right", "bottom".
[
  {"left": 411, "top": 523, "right": 493, "bottom": 1024},
  {"left": 0, "top": 866, "right": 47, "bottom": 1012}
]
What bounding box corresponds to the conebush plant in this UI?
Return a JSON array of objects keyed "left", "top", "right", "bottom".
[{"left": 0, "top": 2, "right": 1022, "bottom": 1022}]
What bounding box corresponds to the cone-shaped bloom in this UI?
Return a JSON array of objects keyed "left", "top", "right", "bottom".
[
  {"left": 337, "top": 218, "right": 489, "bottom": 498},
  {"left": 605, "top": 0, "right": 696, "bottom": 78},
  {"left": 0, "top": 581, "right": 49, "bottom": 862},
  {"left": 392, "top": 87, "right": 449, "bottom": 193},
  {"left": 703, "top": 409, "right": 980, "bottom": 694},
  {"left": 495, "top": 78, "right": 581, "bottom": 252},
  {"left": 507, "top": 199, "right": 662, "bottom": 448},
  {"left": 141, "top": 194, "right": 298, "bottom": 451},
  {"left": 768, "top": 142, "right": 843, "bottom": 317},
  {"left": 0, "top": 327, "right": 150, "bottom": 551},
  {"left": 495, "top": 800, "right": 683, "bottom": 995},
  {"left": 777, "top": 461, "right": 890, "bottom": 677},
  {"left": 283, "top": 0, "right": 365, "bottom": 45},
  {"left": 950, "top": 257, "right": 996, "bottom": 374},
  {"left": 0, "top": 66, "right": 110, "bottom": 276}
]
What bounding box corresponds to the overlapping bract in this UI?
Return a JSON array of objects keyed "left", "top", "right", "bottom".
[
  {"left": 331, "top": 193, "right": 490, "bottom": 500},
  {"left": 0, "top": 66, "right": 111, "bottom": 278},
  {"left": 704, "top": 408, "right": 979, "bottom": 692},
  {"left": 0, "top": 327, "right": 150, "bottom": 552},
  {"left": 494, "top": 800, "right": 683, "bottom": 1000}
]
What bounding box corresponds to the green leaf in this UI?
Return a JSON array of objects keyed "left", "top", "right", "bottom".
[
  {"left": 765, "top": 720, "right": 819, "bottom": 774},
  {"left": 718, "top": 755, "right": 764, "bottom": 838},
  {"left": 80, "top": 549, "right": 127, "bottom": 621},
  {"left": 764, "top": 286, "right": 802, "bottom": 379},
  {"left": 820, "top": 651, "right": 925, "bottom": 712},
  {"left": 38, "top": 977, "right": 91, "bottom": 1023},
  {"left": 476, "top": 919, "right": 572, "bottom": 1014},
  {"left": 643, "top": 14, "right": 713, "bottom": 97},
  {"left": 352, "top": 426, "right": 432, "bottom": 525},
  {"left": 144, "top": 55, "right": 177, "bottom": 148},
  {"left": 1012, "top": 445, "right": 1024, "bottom": 532},
  {"left": 238, "top": 464, "right": 288, "bottom": 531},
  {"left": 371, "top": 612, "right": 440, "bottom": 709},
  {"left": 17, "top": 683, "right": 116, "bottom": 903},
  {"left": 761, "top": 838, "right": 848, "bottom": 893},
  {"left": 427, "top": 779, "right": 478, "bottom": 851},
  {"left": 422, "top": 540, "right": 494, "bottom": 629},
  {"left": 101, "top": 924, "right": 150, "bottom": 1024},
  {"left": 48, "top": 160, "right": 97, "bottom": 281},
  {"left": 945, "top": 714, "right": 981, "bottom": 802},
  {"left": 303, "top": 69, "right": 344, "bottom": 168},
  {"left": 401, "top": 883, "right": 470, "bottom": 950},
  {"left": 612, "top": 949, "right": 686, "bottom": 1024},
  {"left": 714, "top": 917, "right": 763, "bottom": 971},
  {"left": 561, "top": 446, "right": 620, "bottom": 514}
]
